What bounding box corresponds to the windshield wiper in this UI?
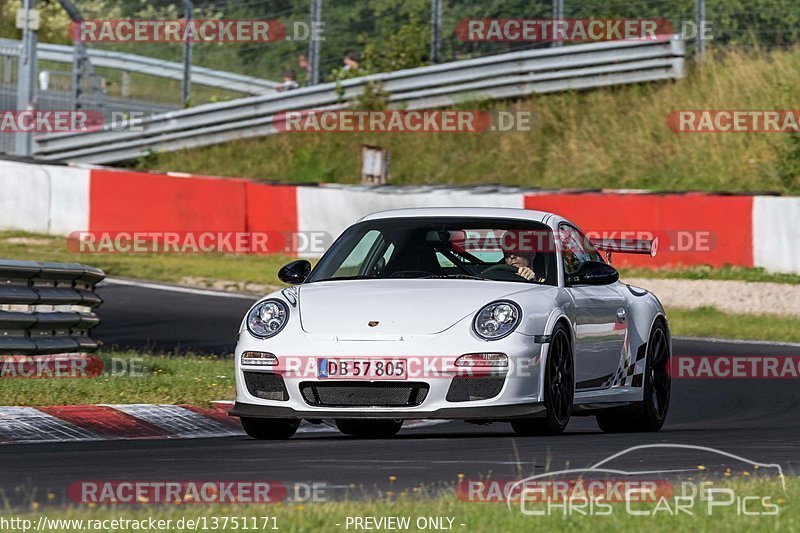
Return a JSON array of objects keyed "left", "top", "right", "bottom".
[
  {"left": 423, "top": 274, "right": 489, "bottom": 281},
  {"left": 315, "top": 275, "right": 374, "bottom": 282}
]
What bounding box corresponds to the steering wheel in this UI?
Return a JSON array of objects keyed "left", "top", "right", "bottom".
[
  {"left": 481, "top": 263, "right": 532, "bottom": 282},
  {"left": 482, "top": 263, "right": 518, "bottom": 274}
]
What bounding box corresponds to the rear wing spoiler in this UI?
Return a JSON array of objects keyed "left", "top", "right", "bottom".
[{"left": 591, "top": 237, "right": 658, "bottom": 263}]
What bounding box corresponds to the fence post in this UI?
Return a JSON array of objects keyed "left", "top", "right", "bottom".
[
  {"left": 695, "top": 0, "right": 706, "bottom": 60},
  {"left": 551, "top": 0, "right": 564, "bottom": 48},
  {"left": 15, "top": 0, "right": 37, "bottom": 156},
  {"left": 121, "top": 70, "right": 130, "bottom": 98},
  {"left": 430, "top": 0, "right": 442, "bottom": 63},
  {"left": 3, "top": 55, "right": 12, "bottom": 84},
  {"left": 308, "top": 0, "right": 322, "bottom": 85},
  {"left": 182, "top": 0, "right": 193, "bottom": 106}
]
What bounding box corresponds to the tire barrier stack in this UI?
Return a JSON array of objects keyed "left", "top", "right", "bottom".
[{"left": 0, "top": 260, "right": 104, "bottom": 354}]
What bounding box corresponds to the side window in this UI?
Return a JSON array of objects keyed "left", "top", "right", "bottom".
[
  {"left": 382, "top": 243, "right": 395, "bottom": 263},
  {"left": 435, "top": 251, "right": 455, "bottom": 268},
  {"left": 560, "top": 225, "right": 603, "bottom": 275},
  {"left": 333, "top": 229, "right": 383, "bottom": 277}
]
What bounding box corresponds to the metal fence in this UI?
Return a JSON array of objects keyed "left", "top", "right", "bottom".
[
  {"left": 33, "top": 37, "right": 685, "bottom": 164},
  {"left": 0, "top": 40, "right": 20, "bottom": 155},
  {"left": 0, "top": 39, "right": 181, "bottom": 156},
  {"left": 0, "top": 260, "right": 104, "bottom": 355},
  {"left": 0, "top": 39, "right": 279, "bottom": 96},
  {"left": 44, "top": 0, "right": 794, "bottom": 87}
]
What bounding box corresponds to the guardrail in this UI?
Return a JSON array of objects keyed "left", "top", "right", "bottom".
[
  {"left": 0, "top": 260, "right": 104, "bottom": 355},
  {"left": 0, "top": 38, "right": 278, "bottom": 95},
  {"left": 34, "top": 37, "right": 685, "bottom": 164}
]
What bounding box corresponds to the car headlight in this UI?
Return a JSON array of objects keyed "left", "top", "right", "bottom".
[
  {"left": 473, "top": 301, "right": 521, "bottom": 340},
  {"left": 247, "top": 299, "right": 289, "bottom": 338}
]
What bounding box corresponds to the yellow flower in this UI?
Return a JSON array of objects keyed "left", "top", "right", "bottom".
[
  {"left": 389, "top": 476, "right": 397, "bottom": 482},
  {"left": 697, "top": 465, "right": 706, "bottom": 471},
  {"left": 295, "top": 504, "right": 305, "bottom": 511},
  {"left": 47, "top": 492, "right": 56, "bottom": 500},
  {"left": 30, "top": 502, "right": 39, "bottom": 510},
  {"left": 457, "top": 473, "right": 465, "bottom": 480}
]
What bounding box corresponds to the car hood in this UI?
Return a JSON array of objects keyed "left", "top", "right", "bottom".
[{"left": 297, "top": 279, "right": 539, "bottom": 337}]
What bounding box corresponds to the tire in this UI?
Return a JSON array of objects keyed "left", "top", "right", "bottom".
[
  {"left": 596, "top": 321, "right": 671, "bottom": 433},
  {"left": 240, "top": 417, "right": 300, "bottom": 440},
  {"left": 335, "top": 419, "right": 403, "bottom": 438},
  {"left": 511, "top": 324, "right": 574, "bottom": 436}
]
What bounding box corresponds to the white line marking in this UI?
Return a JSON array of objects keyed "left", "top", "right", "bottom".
[
  {"left": 102, "top": 278, "right": 257, "bottom": 300},
  {"left": 105, "top": 404, "right": 241, "bottom": 438},
  {"left": 674, "top": 336, "right": 800, "bottom": 347}
]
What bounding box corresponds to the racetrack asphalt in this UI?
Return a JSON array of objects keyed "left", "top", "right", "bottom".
[{"left": 1, "top": 279, "right": 797, "bottom": 503}]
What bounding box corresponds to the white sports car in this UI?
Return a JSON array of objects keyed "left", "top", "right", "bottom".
[{"left": 230, "top": 208, "right": 671, "bottom": 439}]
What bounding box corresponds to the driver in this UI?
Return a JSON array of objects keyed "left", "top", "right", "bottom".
[{"left": 503, "top": 250, "right": 538, "bottom": 281}]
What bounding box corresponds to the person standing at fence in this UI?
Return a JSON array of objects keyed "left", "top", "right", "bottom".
[{"left": 276, "top": 69, "right": 300, "bottom": 92}]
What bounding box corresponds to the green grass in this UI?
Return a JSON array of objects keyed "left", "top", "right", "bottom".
[
  {"left": 131, "top": 47, "right": 800, "bottom": 195},
  {"left": 2, "top": 232, "right": 798, "bottom": 290},
  {"left": 0, "top": 231, "right": 292, "bottom": 289},
  {"left": 0, "top": 351, "right": 234, "bottom": 407},
  {"left": 667, "top": 306, "right": 800, "bottom": 343},
  {"left": 6, "top": 478, "right": 796, "bottom": 532},
  {"left": 620, "top": 265, "right": 800, "bottom": 284}
]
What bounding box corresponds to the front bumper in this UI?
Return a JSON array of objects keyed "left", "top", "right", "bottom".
[
  {"left": 232, "top": 326, "right": 549, "bottom": 420},
  {"left": 229, "top": 400, "right": 545, "bottom": 420}
]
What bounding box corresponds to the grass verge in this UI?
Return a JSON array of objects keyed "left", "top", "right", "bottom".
[
  {"left": 131, "top": 47, "right": 800, "bottom": 194},
  {"left": 2, "top": 232, "right": 799, "bottom": 289},
  {"left": 0, "top": 351, "right": 234, "bottom": 407},
  {"left": 619, "top": 265, "right": 800, "bottom": 284},
  {"left": 667, "top": 307, "right": 800, "bottom": 343},
  {"left": 5, "top": 478, "right": 795, "bottom": 532},
  {"left": 0, "top": 231, "right": 292, "bottom": 289}
]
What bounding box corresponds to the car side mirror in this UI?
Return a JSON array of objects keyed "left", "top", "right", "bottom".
[
  {"left": 278, "top": 260, "right": 311, "bottom": 285},
  {"left": 567, "top": 260, "right": 619, "bottom": 286}
]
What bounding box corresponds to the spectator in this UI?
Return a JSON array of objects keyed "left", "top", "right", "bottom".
[
  {"left": 298, "top": 54, "right": 311, "bottom": 84},
  {"left": 342, "top": 50, "right": 360, "bottom": 71},
  {"left": 276, "top": 69, "right": 300, "bottom": 92}
]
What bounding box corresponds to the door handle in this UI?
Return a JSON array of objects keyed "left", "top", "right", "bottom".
[{"left": 616, "top": 308, "right": 627, "bottom": 323}]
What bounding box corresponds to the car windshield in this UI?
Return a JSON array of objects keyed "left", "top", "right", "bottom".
[{"left": 306, "top": 217, "right": 557, "bottom": 285}]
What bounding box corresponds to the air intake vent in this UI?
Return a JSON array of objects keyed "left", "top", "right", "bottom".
[
  {"left": 243, "top": 372, "right": 289, "bottom": 401},
  {"left": 446, "top": 376, "right": 505, "bottom": 402},
  {"left": 299, "top": 382, "right": 428, "bottom": 407}
]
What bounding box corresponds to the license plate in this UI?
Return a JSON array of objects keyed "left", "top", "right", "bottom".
[{"left": 318, "top": 358, "right": 407, "bottom": 380}]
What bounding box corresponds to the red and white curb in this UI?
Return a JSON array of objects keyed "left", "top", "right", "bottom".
[
  {"left": 0, "top": 404, "right": 242, "bottom": 444},
  {"left": 0, "top": 403, "right": 448, "bottom": 444}
]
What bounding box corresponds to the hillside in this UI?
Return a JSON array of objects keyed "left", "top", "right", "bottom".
[{"left": 131, "top": 47, "right": 800, "bottom": 194}]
